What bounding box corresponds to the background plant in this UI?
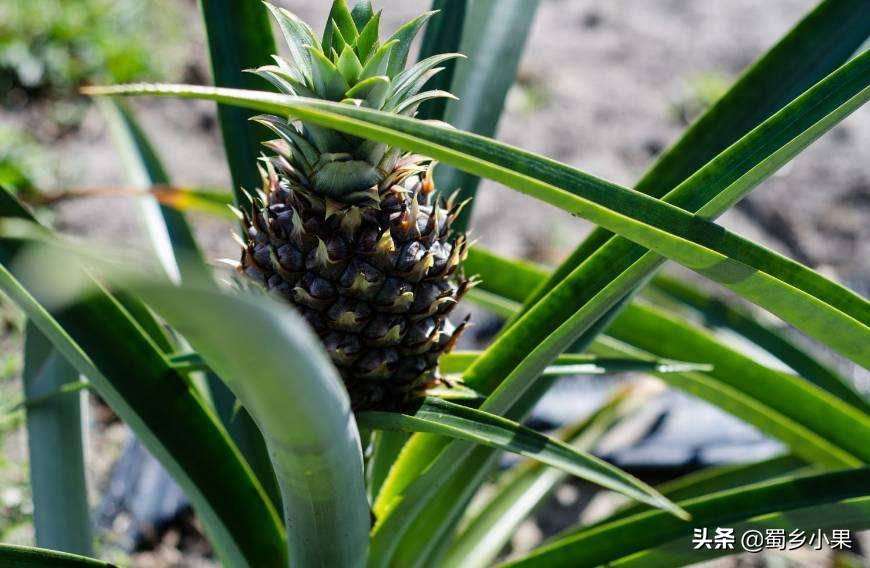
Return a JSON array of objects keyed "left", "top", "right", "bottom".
[
  {"left": 0, "top": 0, "right": 181, "bottom": 102},
  {"left": 0, "top": 1, "right": 868, "bottom": 567}
]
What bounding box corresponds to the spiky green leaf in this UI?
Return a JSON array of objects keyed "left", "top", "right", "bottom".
[
  {"left": 507, "top": 468, "right": 870, "bottom": 567},
  {"left": 358, "top": 397, "right": 687, "bottom": 519},
  {"left": 23, "top": 322, "right": 92, "bottom": 556}
]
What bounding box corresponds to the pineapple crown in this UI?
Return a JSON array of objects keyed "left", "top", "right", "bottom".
[{"left": 250, "top": 1, "right": 462, "bottom": 202}]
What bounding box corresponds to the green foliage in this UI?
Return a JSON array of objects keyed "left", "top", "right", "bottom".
[
  {"left": 0, "top": 187, "right": 286, "bottom": 567},
  {"left": 0, "top": 127, "right": 57, "bottom": 194},
  {"left": 359, "top": 397, "right": 686, "bottom": 518},
  {"left": 89, "top": 65, "right": 869, "bottom": 365},
  {"left": 1, "top": 1, "right": 868, "bottom": 567},
  {"left": 0, "top": 544, "right": 113, "bottom": 567},
  {"left": 23, "top": 323, "right": 92, "bottom": 556},
  {"left": 670, "top": 72, "right": 731, "bottom": 125},
  {"left": 510, "top": 468, "right": 870, "bottom": 567},
  {"left": 0, "top": 0, "right": 181, "bottom": 100}
]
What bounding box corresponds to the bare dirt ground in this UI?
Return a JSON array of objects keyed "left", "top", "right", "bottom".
[{"left": 2, "top": 0, "right": 867, "bottom": 565}]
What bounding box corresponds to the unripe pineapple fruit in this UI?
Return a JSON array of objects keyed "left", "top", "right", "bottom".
[{"left": 237, "top": 0, "right": 474, "bottom": 410}]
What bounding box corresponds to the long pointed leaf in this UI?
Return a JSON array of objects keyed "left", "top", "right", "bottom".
[
  {"left": 0, "top": 188, "right": 286, "bottom": 568},
  {"left": 443, "top": 389, "right": 642, "bottom": 568},
  {"left": 605, "top": 302, "right": 870, "bottom": 464},
  {"left": 102, "top": 97, "right": 282, "bottom": 511},
  {"left": 132, "top": 282, "right": 370, "bottom": 568},
  {"left": 431, "top": 0, "right": 538, "bottom": 229},
  {"left": 441, "top": 350, "right": 709, "bottom": 376},
  {"left": 199, "top": 0, "right": 277, "bottom": 206},
  {"left": 646, "top": 275, "right": 869, "bottom": 412},
  {"left": 589, "top": 333, "right": 864, "bottom": 467},
  {"left": 466, "top": 247, "right": 866, "bottom": 411},
  {"left": 23, "top": 322, "right": 92, "bottom": 556},
  {"left": 468, "top": 246, "right": 865, "bottom": 412},
  {"left": 359, "top": 397, "right": 686, "bottom": 518},
  {"left": 526, "top": 0, "right": 870, "bottom": 311},
  {"left": 82, "top": 61, "right": 870, "bottom": 366},
  {"left": 599, "top": 454, "right": 810, "bottom": 526},
  {"left": 0, "top": 544, "right": 112, "bottom": 567},
  {"left": 507, "top": 468, "right": 870, "bottom": 567},
  {"left": 467, "top": 248, "right": 870, "bottom": 467}
]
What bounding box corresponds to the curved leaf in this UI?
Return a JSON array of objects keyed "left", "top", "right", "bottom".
[
  {"left": 441, "top": 350, "right": 710, "bottom": 376},
  {"left": 0, "top": 188, "right": 286, "bottom": 568},
  {"left": 81, "top": 59, "right": 870, "bottom": 366},
  {"left": 507, "top": 468, "right": 870, "bottom": 567},
  {"left": 646, "top": 275, "right": 869, "bottom": 412},
  {"left": 467, "top": 246, "right": 865, "bottom": 414},
  {"left": 23, "top": 322, "right": 92, "bottom": 556},
  {"left": 525, "top": 0, "right": 870, "bottom": 311},
  {"left": 604, "top": 302, "right": 870, "bottom": 464},
  {"left": 467, "top": 247, "right": 870, "bottom": 466},
  {"left": 601, "top": 454, "right": 811, "bottom": 525},
  {"left": 0, "top": 544, "right": 113, "bottom": 567},
  {"left": 101, "top": 100, "right": 282, "bottom": 512},
  {"left": 443, "top": 389, "right": 642, "bottom": 568},
  {"left": 359, "top": 397, "right": 687, "bottom": 519},
  {"left": 588, "top": 333, "right": 865, "bottom": 467},
  {"left": 164, "top": 349, "right": 707, "bottom": 383},
  {"left": 132, "top": 282, "right": 370, "bottom": 568}
]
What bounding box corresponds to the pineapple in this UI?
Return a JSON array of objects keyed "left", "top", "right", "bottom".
[{"left": 237, "top": 0, "right": 473, "bottom": 410}]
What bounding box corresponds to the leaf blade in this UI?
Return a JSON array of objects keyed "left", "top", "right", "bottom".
[
  {"left": 0, "top": 188, "right": 286, "bottom": 568},
  {"left": 506, "top": 468, "right": 870, "bottom": 567},
  {"left": 468, "top": 248, "right": 870, "bottom": 467},
  {"left": 23, "top": 322, "right": 93, "bottom": 556},
  {"left": 598, "top": 454, "right": 810, "bottom": 526},
  {"left": 0, "top": 544, "right": 113, "bottom": 568},
  {"left": 431, "top": 0, "right": 539, "bottom": 230},
  {"left": 442, "top": 389, "right": 642, "bottom": 568},
  {"left": 133, "top": 283, "right": 370, "bottom": 568},
  {"left": 646, "top": 274, "right": 870, "bottom": 412},
  {"left": 101, "top": 99, "right": 282, "bottom": 510},
  {"left": 80, "top": 80, "right": 870, "bottom": 365},
  {"left": 359, "top": 397, "right": 687, "bottom": 519},
  {"left": 199, "top": 0, "right": 277, "bottom": 206},
  {"left": 526, "top": 0, "right": 870, "bottom": 311}
]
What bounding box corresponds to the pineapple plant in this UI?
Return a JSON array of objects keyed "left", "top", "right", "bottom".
[
  {"left": 237, "top": 1, "right": 471, "bottom": 410},
  {"left": 1, "top": 0, "right": 868, "bottom": 567}
]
